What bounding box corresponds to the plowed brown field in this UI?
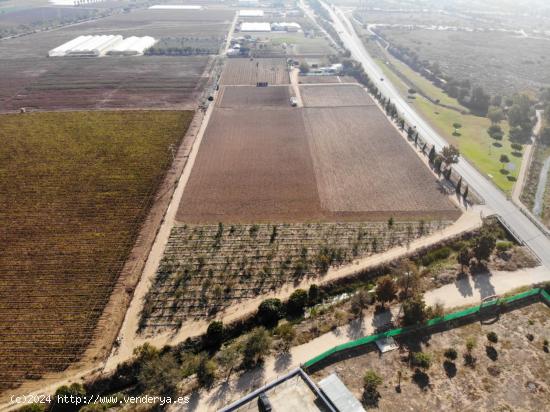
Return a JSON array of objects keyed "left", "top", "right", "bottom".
[
  {"left": 302, "top": 106, "right": 457, "bottom": 218},
  {"left": 300, "top": 84, "right": 376, "bottom": 107},
  {"left": 220, "top": 58, "right": 290, "bottom": 85},
  {"left": 218, "top": 85, "right": 292, "bottom": 108}
]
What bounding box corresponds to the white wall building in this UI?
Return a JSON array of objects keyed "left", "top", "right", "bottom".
[
  {"left": 238, "top": 9, "right": 264, "bottom": 17},
  {"left": 106, "top": 36, "right": 157, "bottom": 56},
  {"left": 240, "top": 22, "right": 271, "bottom": 32}
]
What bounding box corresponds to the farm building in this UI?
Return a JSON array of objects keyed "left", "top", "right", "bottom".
[
  {"left": 272, "top": 22, "right": 302, "bottom": 32},
  {"left": 48, "top": 35, "right": 157, "bottom": 57},
  {"left": 238, "top": 0, "right": 260, "bottom": 7},
  {"left": 240, "top": 22, "right": 271, "bottom": 32},
  {"left": 238, "top": 9, "right": 264, "bottom": 17},
  {"left": 107, "top": 36, "right": 157, "bottom": 56},
  {"left": 148, "top": 5, "right": 203, "bottom": 10}
]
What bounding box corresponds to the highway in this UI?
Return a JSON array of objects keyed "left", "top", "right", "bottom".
[{"left": 322, "top": 3, "right": 550, "bottom": 270}]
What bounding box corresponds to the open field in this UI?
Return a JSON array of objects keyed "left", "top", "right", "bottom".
[
  {"left": 376, "top": 27, "right": 550, "bottom": 96},
  {"left": 303, "top": 105, "right": 458, "bottom": 218},
  {"left": 300, "top": 83, "right": 375, "bottom": 107},
  {"left": 140, "top": 220, "right": 449, "bottom": 330},
  {"left": 220, "top": 58, "right": 290, "bottom": 85},
  {"left": 0, "top": 6, "right": 234, "bottom": 110},
  {"left": 0, "top": 56, "right": 210, "bottom": 110},
  {"left": 0, "top": 110, "right": 192, "bottom": 392},
  {"left": 363, "top": 36, "right": 522, "bottom": 193},
  {"left": 176, "top": 106, "right": 322, "bottom": 223},
  {"left": 298, "top": 75, "right": 357, "bottom": 84},
  {"left": 311, "top": 302, "right": 550, "bottom": 411},
  {"left": 218, "top": 85, "right": 292, "bottom": 109}
]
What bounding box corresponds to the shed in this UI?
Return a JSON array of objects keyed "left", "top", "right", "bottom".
[{"left": 318, "top": 374, "right": 365, "bottom": 412}]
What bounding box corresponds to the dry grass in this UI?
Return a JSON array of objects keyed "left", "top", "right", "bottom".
[
  {"left": 220, "top": 58, "right": 290, "bottom": 86},
  {"left": 218, "top": 85, "right": 292, "bottom": 109},
  {"left": 300, "top": 84, "right": 376, "bottom": 107}
]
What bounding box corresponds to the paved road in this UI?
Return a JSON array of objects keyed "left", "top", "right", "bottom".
[{"left": 324, "top": 3, "right": 550, "bottom": 269}]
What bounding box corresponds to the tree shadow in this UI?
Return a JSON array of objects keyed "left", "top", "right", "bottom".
[
  {"left": 412, "top": 368, "right": 430, "bottom": 390},
  {"left": 507, "top": 176, "right": 517, "bottom": 182},
  {"left": 443, "top": 360, "right": 457, "bottom": 378},
  {"left": 492, "top": 142, "right": 503, "bottom": 148},
  {"left": 511, "top": 151, "right": 523, "bottom": 157},
  {"left": 485, "top": 345, "right": 498, "bottom": 361},
  {"left": 274, "top": 351, "right": 292, "bottom": 373},
  {"left": 235, "top": 363, "right": 266, "bottom": 393},
  {"left": 454, "top": 272, "right": 473, "bottom": 297},
  {"left": 472, "top": 272, "right": 496, "bottom": 299},
  {"left": 208, "top": 380, "right": 232, "bottom": 407},
  {"left": 500, "top": 168, "right": 509, "bottom": 175},
  {"left": 347, "top": 317, "right": 365, "bottom": 340},
  {"left": 372, "top": 310, "right": 393, "bottom": 332}
]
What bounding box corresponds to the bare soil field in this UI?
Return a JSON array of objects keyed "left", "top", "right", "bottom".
[
  {"left": 0, "top": 6, "right": 233, "bottom": 110},
  {"left": 298, "top": 75, "right": 357, "bottom": 84},
  {"left": 0, "top": 56, "right": 210, "bottom": 111},
  {"left": 217, "top": 85, "right": 292, "bottom": 109},
  {"left": 311, "top": 302, "right": 550, "bottom": 411},
  {"left": 303, "top": 106, "right": 458, "bottom": 219},
  {"left": 176, "top": 107, "right": 323, "bottom": 223},
  {"left": 0, "top": 110, "right": 193, "bottom": 393},
  {"left": 300, "top": 84, "right": 376, "bottom": 107},
  {"left": 220, "top": 58, "right": 290, "bottom": 86}
]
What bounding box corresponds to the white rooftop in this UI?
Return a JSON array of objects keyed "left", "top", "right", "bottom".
[
  {"left": 241, "top": 22, "right": 271, "bottom": 32},
  {"left": 318, "top": 374, "right": 365, "bottom": 412},
  {"left": 149, "top": 5, "right": 203, "bottom": 10},
  {"left": 239, "top": 9, "right": 264, "bottom": 17}
]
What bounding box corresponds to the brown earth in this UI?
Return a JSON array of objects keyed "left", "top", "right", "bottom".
[
  {"left": 217, "top": 85, "right": 292, "bottom": 109},
  {"left": 298, "top": 75, "right": 358, "bottom": 84},
  {"left": 302, "top": 106, "right": 458, "bottom": 218},
  {"left": 176, "top": 107, "right": 324, "bottom": 223},
  {"left": 220, "top": 58, "right": 290, "bottom": 86},
  {"left": 300, "top": 83, "right": 376, "bottom": 107}
]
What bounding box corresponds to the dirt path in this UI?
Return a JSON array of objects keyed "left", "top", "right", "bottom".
[
  {"left": 104, "top": 91, "right": 218, "bottom": 372},
  {"left": 289, "top": 68, "right": 304, "bottom": 107},
  {"left": 187, "top": 265, "right": 549, "bottom": 411},
  {"left": 105, "top": 208, "right": 482, "bottom": 370}
]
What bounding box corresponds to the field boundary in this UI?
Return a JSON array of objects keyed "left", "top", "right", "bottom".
[{"left": 303, "top": 287, "right": 549, "bottom": 371}]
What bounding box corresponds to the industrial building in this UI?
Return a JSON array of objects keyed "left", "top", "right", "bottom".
[
  {"left": 238, "top": 9, "right": 264, "bottom": 17},
  {"left": 106, "top": 36, "right": 157, "bottom": 56},
  {"left": 149, "top": 5, "right": 203, "bottom": 10},
  {"left": 48, "top": 35, "right": 157, "bottom": 57},
  {"left": 272, "top": 22, "right": 301, "bottom": 32},
  {"left": 240, "top": 22, "right": 272, "bottom": 32}
]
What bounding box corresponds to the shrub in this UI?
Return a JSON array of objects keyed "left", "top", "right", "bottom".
[
  {"left": 375, "top": 276, "right": 397, "bottom": 307},
  {"left": 308, "top": 284, "right": 321, "bottom": 305},
  {"left": 197, "top": 357, "right": 217, "bottom": 387},
  {"left": 286, "top": 289, "right": 308, "bottom": 317},
  {"left": 444, "top": 348, "right": 458, "bottom": 360},
  {"left": 487, "top": 331, "right": 498, "bottom": 343},
  {"left": 496, "top": 241, "right": 513, "bottom": 252},
  {"left": 257, "top": 298, "right": 283, "bottom": 328},
  {"left": 243, "top": 327, "right": 272, "bottom": 367},
  {"left": 466, "top": 337, "right": 477, "bottom": 353},
  {"left": 363, "top": 370, "right": 383, "bottom": 393},
  {"left": 204, "top": 321, "right": 224, "bottom": 350},
  {"left": 275, "top": 323, "right": 296, "bottom": 352},
  {"left": 421, "top": 247, "right": 451, "bottom": 266},
  {"left": 411, "top": 352, "right": 432, "bottom": 369},
  {"left": 401, "top": 295, "right": 428, "bottom": 326}
]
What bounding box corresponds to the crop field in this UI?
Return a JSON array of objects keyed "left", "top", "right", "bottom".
[
  {"left": 140, "top": 220, "right": 449, "bottom": 329},
  {"left": 376, "top": 27, "right": 550, "bottom": 96},
  {"left": 298, "top": 75, "right": 357, "bottom": 84},
  {"left": 311, "top": 302, "right": 550, "bottom": 411},
  {"left": 0, "top": 110, "right": 193, "bottom": 392},
  {"left": 300, "top": 84, "right": 375, "bottom": 107},
  {"left": 217, "top": 85, "right": 292, "bottom": 109},
  {"left": 176, "top": 106, "right": 323, "bottom": 223},
  {"left": 303, "top": 105, "right": 458, "bottom": 219},
  {"left": 0, "top": 56, "right": 210, "bottom": 110},
  {"left": 0, "top": 6, "right": 234, "bottom": 110},
  {"left": 220, "top": 58, "right": 290, "bottom": 86}
]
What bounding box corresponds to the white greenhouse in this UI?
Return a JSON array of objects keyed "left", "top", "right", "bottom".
[{"left": 107, "top": 36, "right": 157, "bottom": 56}]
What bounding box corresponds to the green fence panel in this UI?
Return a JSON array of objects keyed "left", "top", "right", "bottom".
[{"left": 303, "top": 288, "right": 545, "bottom": 370}]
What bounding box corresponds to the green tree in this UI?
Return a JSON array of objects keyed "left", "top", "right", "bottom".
[
  {"left": 218, "top": 344, "right": 240, "bottom": 381},
  {"left": 375, "top": 275, "right": 397, "bottom": 308},
  {"left": 286, "top": 289, "right": 308, "bottom": 317},
  {"left": 441, "top": 145, "right": 460, "bottom": 166},
  {"left": 499, "top": 154, "right": 510, "bottom": 165},
  {"left": 243, "top": 327, "right": 272, "bottom": 367},
  {"left": 52, "top": 384, "right": 86, "bottom": 412},
  {"left": 428, "top": 145, "right": 436, "bottom": 163},
  {"left": 197, "top": 356, "right": 217, "bottom": 387},
  {"left": 488, "top": 107, "right": 505, "bottom": 124},
  {"left": 402, "top": 295, "right": 428, "bottom": 326},
  {"left": 474, "top": 235, "right": 496, "bottom": 263},
  {"left": 457, "top": 247, "right": 472, "bottom": 273},
  {"left": 363, "top": 370, "right": 383, "bottom": 402},
  {"left": 137, "top": 353, "right": 181, "bottom": 396},
  {"left": 275, "top": 323, "right": 296, "bottom": 352},
  {"left": 205, "top": 321, "right": 224, "bottom": 350},
  {"left": 350, "top": 289, "right": 371, "bottom": 317},
  {"left": 257, "top": 298, "right": 283, "bottom": 328}
]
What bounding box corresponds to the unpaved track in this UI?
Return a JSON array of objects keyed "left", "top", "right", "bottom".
[
  {"left": 106, "top": 208, "right": 482, "bottom": 369},
  {"left": 187, "top": 264, "right": 549, "bottom": 411}
]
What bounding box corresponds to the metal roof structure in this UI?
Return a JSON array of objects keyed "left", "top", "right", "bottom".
[
  {"left": 240, "top": 22, "right": 271, "bottom": 32},
  {"left": 318, "top": 374, "right": 365, "bottom": 412}
]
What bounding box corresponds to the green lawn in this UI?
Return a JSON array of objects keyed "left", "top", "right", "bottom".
[{"left": 374, "top": 56, "right": 522, "bottom": 193}]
